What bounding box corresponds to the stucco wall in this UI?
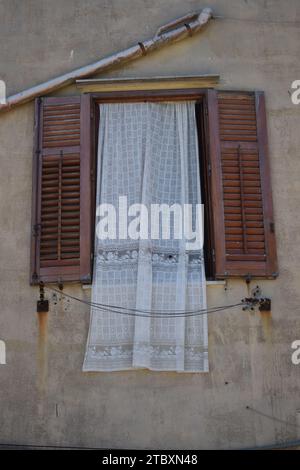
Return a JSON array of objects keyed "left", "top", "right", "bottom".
[{"left": 0, "top": 0, "right": 300, "bottom": 449}]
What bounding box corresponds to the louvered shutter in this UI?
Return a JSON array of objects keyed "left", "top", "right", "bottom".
[
  {"left": 207, "top": 90, "right": 278, "bottom": 278},
  {"left": 30, "top": 95, "right": 93, "bottom": 284}
]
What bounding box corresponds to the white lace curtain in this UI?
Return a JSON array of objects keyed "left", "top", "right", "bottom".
[{"left": 83, "top": 102, "right": 208, "bottom": 372}]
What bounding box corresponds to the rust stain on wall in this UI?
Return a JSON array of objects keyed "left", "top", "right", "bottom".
[
  {"left": 37, "top": 311, "right": 48, "bottom": 393},
  {"left": 260, "top": 311, "right": 273, "bottom": 343}
]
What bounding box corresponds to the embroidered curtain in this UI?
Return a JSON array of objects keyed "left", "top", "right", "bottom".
[{"left": 83, "top": 102, "right": 208, "bottom": 372}]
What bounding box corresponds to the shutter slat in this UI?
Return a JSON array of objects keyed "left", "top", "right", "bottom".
[
  {"left": 39, "top": 148, "right": 80, "bottom": 268},
  {"left": 42, "top": 102, "right": 81, "bottom": 149}
]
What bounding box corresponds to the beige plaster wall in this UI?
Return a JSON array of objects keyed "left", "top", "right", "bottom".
[{"left": 0, "top": 0, "right": 300, "bottom": 449}]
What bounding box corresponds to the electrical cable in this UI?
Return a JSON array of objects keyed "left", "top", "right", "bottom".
[
  {"left": 80, "top": 302, "right": 243, "bottom": 318},
  {"left": 47, "top": 285, "right": 244, "bottom": 317},
  {"left": 46, "top": 286, "right": 244, "bottom": 318},
  {"left": 246, "top": 406, "right": 300, "bottom": 430}
]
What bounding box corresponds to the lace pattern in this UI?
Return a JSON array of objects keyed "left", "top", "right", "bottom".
[
  {"left": 96, "top": 247, "right": 204, "bottom": 267},
  {"left": 84, "top": 343, "right": 209, "bottom": 372}
]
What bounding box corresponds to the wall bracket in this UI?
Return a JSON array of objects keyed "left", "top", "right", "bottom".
[{"left": 37, "top": 282, "right": 49, "bottom": 313}]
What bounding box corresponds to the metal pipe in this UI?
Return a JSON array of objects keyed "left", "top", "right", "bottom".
[
  {"left": 0, "top": 8, "right": 213, "bottom": 113},
  {"left": 155, "top": 11, "right": 199, "bottom": 37}
]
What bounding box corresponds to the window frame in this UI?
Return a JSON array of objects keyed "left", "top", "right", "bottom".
[
  {"left": 89, "top": 88, "right": 215, "bottom": 279},
  {"left": 31, "top": 87, "right": 277, "bottom": 285}
]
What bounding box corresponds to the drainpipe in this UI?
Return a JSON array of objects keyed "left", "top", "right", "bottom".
[{"left": 0, "top": 8, "right": 213, "bottom": 113}]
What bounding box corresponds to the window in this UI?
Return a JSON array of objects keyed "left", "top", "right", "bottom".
[{"left": 30, "top": 87, "right": 278, "bottom": 284}]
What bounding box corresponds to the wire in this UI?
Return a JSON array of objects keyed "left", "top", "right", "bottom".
[
  {"left": 1, "top": 437, "right": 300, "bottom": 450},
  {"left": 0, "top": 442, "right": 101, "bottom": 450},
  {"left": 1, "top": 408, "right": 300, "bottom": 450},
  {"left": 213, "top": 15, "right": 300, "bottom": 26},
  {"left": 48, "top": 286, "right": 212, "bottom": 313},
  {"left": 47, "top": 286, "right": 243, "bottom": 317},
  {"left": 86, "top": 302, "right": 243, "bottom": 318},
  {"left": 245, "top": 438, "right": 300, "bottom": 451},
  {"left": 246, "top": 406, "right": 300, "bottom": 430},
  {"left": 46, "top": 286, "right": 244, "bottom": 318}
]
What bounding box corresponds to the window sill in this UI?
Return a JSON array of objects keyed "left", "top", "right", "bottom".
[
  {"left": 206, "top": 280, "right": 226, "bottom": 286},
  {"left": 81, "top": 280, "right": 226, "bottom": 290}
]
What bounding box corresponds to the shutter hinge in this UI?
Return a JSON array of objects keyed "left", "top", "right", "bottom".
[
  {"left": 208, "top": 162, "right": 212, "bottom": 177},
  {"left": 37, "top": 282, "right": 49, "bottom": 313},
  {"left": 211, "top": 248, "right": 216, "bottom": 263},
  {"left": 270, "top": 222, "right": 275, "bottom": 233},
  {"left": 90, "top": 168, "right": 95, "bottom": 182},
  {"left": 31, "top": 272, "right": 39, "bottom": 284},
  {"left": 33, "top": 223, "right": 41, "bottom": 238},
  {"left": 81, "top": 274, "right": 92, "bottom": 284}
]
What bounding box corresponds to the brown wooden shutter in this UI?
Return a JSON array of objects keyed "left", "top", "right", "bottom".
[
  {"left": 207, "top": 90, "right": 278, "bottom": 279},
  {"left": 30, "top": 95, "right": 93, "bottom": 284}
]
